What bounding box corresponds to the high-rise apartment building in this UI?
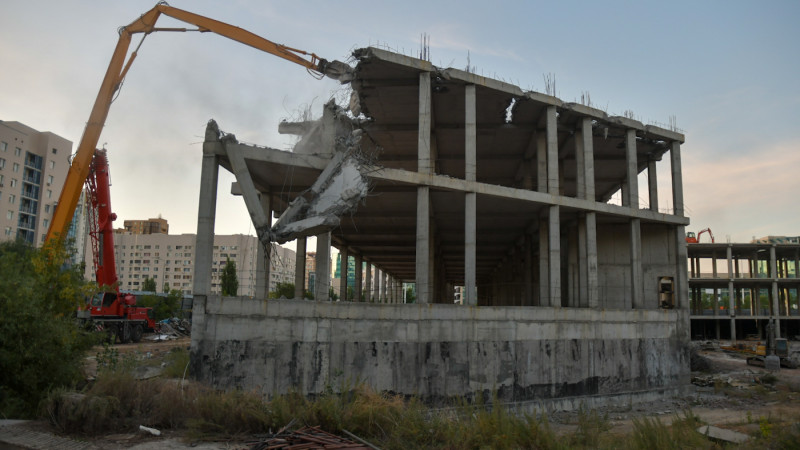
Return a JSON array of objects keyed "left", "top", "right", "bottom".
[
  {"left": 82, "top": 221, "right": 296, "bottom": 296},
  {"left": 0, "top": 121, "right": 71, "bottom": 245}
]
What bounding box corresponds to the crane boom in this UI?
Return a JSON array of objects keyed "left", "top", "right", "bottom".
[{"left": 45, "top": 2, "right": 352, "bottom": 243}]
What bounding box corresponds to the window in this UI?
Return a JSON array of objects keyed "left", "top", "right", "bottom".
[
  {"left": 47, "top": 175, "right": 53, "bottom": 185},
  {"left": 10, "top": 179, "right": 17, "bottom": 188},
  {"left": 144, "top": 245, "right": 151, "bottom": 249},
  {"left": 0, "top": 174, "right": 3, "bottom": 184},
  {"left": 51, "top": 148, "right": 57, "bottom": 154},
  {"left": 8, "top": 194, "right": 14, "bottom": 204},
  {"left": 0, "top": 158, "right": 5, "bottom": 168},
  {"left": 14, "top": 147, "right": 21, "bottom": 157},
  {"left": 4, "top": 226, "right": 11, "bottom": 236},
  {"left": 49, "top": 161, "right": 55, "bottom": 169},
  {"left": 44, "top": 204, "right": 50, "bottom": 213},
  {"left": 12, "top": 163, "right": 19, "bottom": 173},
  {"left": 6, "top": 211, "right": 12, "bottom": 220},
  {"left": 43, "top": 219, "right": 48, "bottom": 228},
  {"left": 47, "top": 190, "right": 52, "bottom": 199},
  {"left": 0, "top": 142, "right": 6, "bottom": 152}
]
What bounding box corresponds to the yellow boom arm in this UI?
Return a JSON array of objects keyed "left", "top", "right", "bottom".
[{"left": 46, "top": 2, "right": 351, "bottom": 242}]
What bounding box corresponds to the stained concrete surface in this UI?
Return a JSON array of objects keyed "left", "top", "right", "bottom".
[{"left": 191, "top": 297, "right": 689, "bottom": 410}]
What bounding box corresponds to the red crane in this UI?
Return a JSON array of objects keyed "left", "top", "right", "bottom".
[{"left": 83, "top": 149, "right": 154, "bottom": 343}]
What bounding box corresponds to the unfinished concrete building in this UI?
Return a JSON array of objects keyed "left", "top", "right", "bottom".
[
  {"left": 689, "top": 242, "right": 800, "bottom": 340},
  {"left": 189, "top": 48, "right": 690, "bottom": 410}
]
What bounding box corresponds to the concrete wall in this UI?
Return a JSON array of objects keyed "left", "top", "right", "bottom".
[
  {"left": 191, "top": 297, "right": 689, "bottom": 409},
  {"left": 596, "top": 224, "right": 678, "bottom": 309}
]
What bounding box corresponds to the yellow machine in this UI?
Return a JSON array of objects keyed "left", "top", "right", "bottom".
[{"left": 46, "top": 2, "right": 351, "bottom": 242}]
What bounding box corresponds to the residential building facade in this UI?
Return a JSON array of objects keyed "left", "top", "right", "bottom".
[{"left": 0, "top": 121, "right": 71, "bottom": 245}]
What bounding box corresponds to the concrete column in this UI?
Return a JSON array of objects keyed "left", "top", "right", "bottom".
[
  {"left": 630, "top": 218, "right": 643, "bottom": 308},
  {"left": 465, "top": 193, "right": 477, "bottom": 306},
  {"left": 581, "top": 118, "right": 595, "bottom": 201},
  {"left": 339, "top": 247, "right": 348, "bottom": 301},
  {"left": 364, "top": 262, "right": 372, "bottom": 302},
  {"left": 770, "top": 246, "right": 781, "bottom": 336},
  {"left": 537, "top": 132, "right": 547, "bottom": 192},
  {"left": 381, "top": 272, "right": 391, "bottom": 303},
  {"left": 548, "top": 205, "right": 561, "bottom": 306},
  {"left": 192, "top": 144, "right": 218, "bottom": 298},
  {"left": 728, "top": 245, "right": 736, "bottom": 341},
  {"left": 255, "top": 194, "right": 271, "bottom": 300},
  {"left": 294, "top": 237, "right": 306, "bottom": 300},
  {"left": 373, "top": 266, "right": 380, "bottom": 303},
  {"left": 538, "top": 217, "right": 549, "bottom": 306},
  {"left": 416, "top": 187, "right": 431, "bottom": 303},
  {"left": 647, "top": 158, "right": 659, "bottom": 212},
  {"left": 578, "top": 217, "right": 588, "bottom": 307},
  {"left": 418, "top": 72, "right": 432, "bottom": 174},
  {"left": 354, "top": 253, "right": 363, "bottom": 302},
  {"left": 586, "top": 212, "right": 598, "bottom": 308},
  {"left": 523, "top": 233, "right": 533, "bottom": 306},
  {"left": 624, "top": 129, "right": 639, "bottom": 208},
  {"left": 575, "top": 125, "right": 586, "bottom": 199},
  {"left": 315, "top": 232, "right": 331, "bottom": 301},
  {"left": 546, "top": 106, "right": 559, "bottom": 196},
  {"left": 675, "top": 225, "right": 689, "bottom": 310},
  {"left": 463, "top": 84, "right": 477, "bottom": 306},
  {"left": 669, "top": 140, "right": 688, "bottom": 310},
  {"left": 670, "top": 141, "right": 684, "bottom": 216}
]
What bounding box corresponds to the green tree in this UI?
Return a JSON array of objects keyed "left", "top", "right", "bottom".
[
  {"left": 138, "top": 289, "right": 183, "bottom": 321},
  {"left": 163, "top": 282, "right": 170, "bottom": 293},
  {"left": 0, "top": 239, "right": 97, "bottom": 418},
  {"left": 269, "top": 282, "right": 313, "bottom": 299},
  {"left": 142, "top": 276, "right": 157, "bottom": 292},
  {"left": 221, "top": 257, "right": 238, "bottom": 296}
]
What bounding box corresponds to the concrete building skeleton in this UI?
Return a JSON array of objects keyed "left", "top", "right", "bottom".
[
  {"left": 190, "top": 48, "right": 691, "bottom": 409},
  {"left": 688, "top": 242, "right": 800, "bottom": 340}
]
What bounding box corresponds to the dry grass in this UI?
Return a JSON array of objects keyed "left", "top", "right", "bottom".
[{"left": 42, "top": 372, "right": 800, "bottom": 449}]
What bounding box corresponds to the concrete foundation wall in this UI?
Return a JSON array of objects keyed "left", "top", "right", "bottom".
[{"left": 191, "top": 296, "right": 689, "bottom": 409}]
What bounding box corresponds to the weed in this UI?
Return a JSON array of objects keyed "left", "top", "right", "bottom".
[
  {"left": 571, "top": 406, "right": 610, "bottom": 447},
  {"left": 161, "top": 347, "right": 190, "bottom": 378},
  {"left": 758, "top": 415, "right": 773, "bottom": 439}
]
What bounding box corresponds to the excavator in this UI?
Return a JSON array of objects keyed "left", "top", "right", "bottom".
[
  {"left": 686, "top": 228, "right": 715, "bottom": 244},
  {"left": 45, "top": 2, "right": 352, "bottom": 342}
]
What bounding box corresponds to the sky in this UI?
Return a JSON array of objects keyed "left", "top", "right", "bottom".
[{"left": 1, "top": 0, "right": 798, "bottom": 246}]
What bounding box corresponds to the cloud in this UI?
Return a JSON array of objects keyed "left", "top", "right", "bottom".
[{"left": 682, "top": 139, "right": 800, "bottom": 242}]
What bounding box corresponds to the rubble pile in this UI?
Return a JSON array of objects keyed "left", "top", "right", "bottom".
[
  {"left": 248, "top": 426, "right": 373, "bottom": 449},
  {"left": 149, "top": 318, "right": 191, "bottom": 341}
]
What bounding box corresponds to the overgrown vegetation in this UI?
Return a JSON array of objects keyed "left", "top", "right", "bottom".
[
  {"left": 269, "top": 281, "right": 313, "bottom": 300},
  {"left": 220, "top": 257, "right": 238, "bottom": 296},
  {"left": 0, "top": 239, "right": 98, "bottom": 419},
  {"left": 136, "top": 289, "right": 184, "bottom": 321}
]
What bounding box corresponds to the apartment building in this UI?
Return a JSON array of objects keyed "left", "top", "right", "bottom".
[
  {"left": 0, "top": 121, "right": 71, "bottom": 245},
  {"left": 83, "top": 226, "right": 296, "bottom": 296},
  {"left": 122, "top": 217, "right": 168, "bottom": 234}
]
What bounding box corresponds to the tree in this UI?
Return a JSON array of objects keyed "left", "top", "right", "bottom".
[
  {"left": 221, "top": 257, "right": 238, "bottom": 296},
  {"left": 269, "top": 282, "right": 313, "bottom": 299},
  {"left": 142, "top": 276, "right": 156, "bottom": 292},
  {"left": 138, "top": 289, "right": 183, "bottom": 321},
  {"left": 163, "top": 282, "right": 170, "bottom": 293},
  {"left": 0, "top": 238, "right": 97, "bottom": 418}
]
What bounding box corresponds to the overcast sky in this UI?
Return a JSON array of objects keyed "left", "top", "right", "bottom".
[{"left": 2, "top": 0, "right": 798, "bottom": 246}]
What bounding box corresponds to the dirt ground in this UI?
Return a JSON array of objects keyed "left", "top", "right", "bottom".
[{"left": 4, "top": 337, "right": 800, "bottom": 449}]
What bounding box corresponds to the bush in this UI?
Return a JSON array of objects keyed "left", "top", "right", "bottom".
[{"left": 0, "top": 239, "right": 98, "bottom": 418}]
